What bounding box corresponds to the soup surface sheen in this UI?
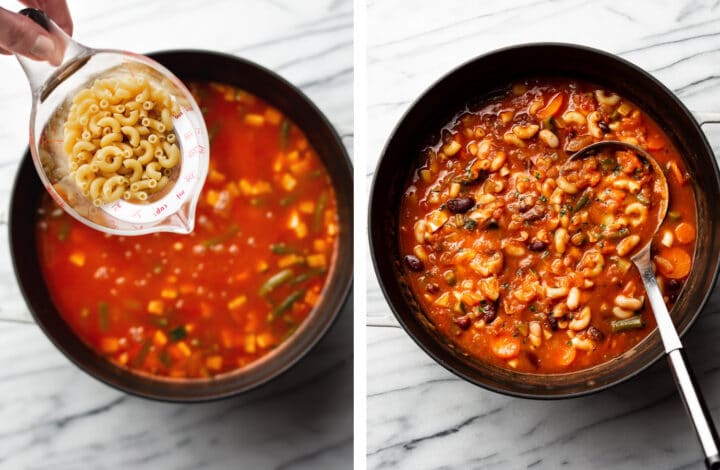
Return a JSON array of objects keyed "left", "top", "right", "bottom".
[
  {"left": 37, "top": 81, "right": 338, "bottom": 379},
  {"left": 399, "top": 79, "right": 696, "bottom": 373}
]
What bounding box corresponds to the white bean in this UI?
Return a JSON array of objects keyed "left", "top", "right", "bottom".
[
  {"left": 555, "top": 228, "right": 569, "bottom": 254},
  {"left": 566, "top": 287, "right": 581, "bottom": 310},
  {"left": 614, "top": 295, "right": 643, "bottom": 311},
  {"left": 503, "top": 131, "right": 525, "bottom": 147},
  {"left": 539, "top": 129, "right": 559, "bottom": 148},
  {"left": 512, "top": 124, "right": 540, "bottom": 139},
  {"left": 616, "top": 234, "right": 641, "bottom": 257},
  {"left": 557, "top": 176, "right": 579, "bottom": 194},
  {"left": 612, "top": 306, "right": 635, "bottom": 319}
]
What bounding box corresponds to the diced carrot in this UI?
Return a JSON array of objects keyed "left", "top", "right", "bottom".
[
  {"left": 220, "top": 329, "right": 234, "bottom": 349},
  {"left": 206, "top": 355, "right": 223, "bottom": 370},
  {"left": 147, "top": 300, "right": 164, "bottom": 315},
  {"left": 536, "top": 93, "right": 564, "bottom": 120},
  {"left": 160, "top": 288, "right": 178, "bottom": 299},
  {"left": 153, "top": 330, "right": 168, "bottom": 347},
  {"left": 646, "top": 134, "right": 665, "bottom": 150},
  {"left": 667, "top": 161, "right": 686, "bottom": 184},
  {"left": 176, "top": 341, "right": 191, "bottom": 358},
  {"left": 69, "top": 251, "right": 86, "bottom": 267},
  {"left": 305, "top": 289, "right": 320, "bottom": 306},
  {"left": 200, "top": 302, "right": 213, "bottom": 319},
  {"left": 100, "top": 337, "right": 119, "bottom": 354},
  {"left": 556, "top": 344, "right": 577, "bottom": 367},
  {"left": 675, "top": 223, "right": 696, "bottom": 244},
  {"left": 656, "top": 247, "right": 692, "bottom": 279},
  {"left": 491, "top": 336, "right": 521, "bottom": 359},
  {"left": 281, "top": 173, "right": 297, "bottom": 192},
  {"left": 244, "top": 114, "right": 265, "bottom": 126},
  {"left": 244, "top": 334, "right": 257, "bottom": 354},
  {"left": 256, "top": 332, "right": 275, "bottom": 349},
  {"left": 256, "top": 260, "right": 269, "bottom": 273},
  {"left": 306, "top": 254, "right": 327, "bottom": 269},
  {"left": 264, "top": 107, "right": 282, "bottom": 125},
  {"left": 115, "top": 352, "right": 129, "bottom": 366},
  {"left": 299, "top": 201, "right": 315, "bottom": 214},
  {"left": 278, "top": 254, "right": 305, "bottom": 268},
  {"left": 227, "top": 295, "right": 247, "bottom": 311},
  {"left": 313, "top": 239, "right": 327, "bottom": 252},
  {"left": 208, "top": 169, "right": 226, "bottom": 183},
  {"left": 206, "top": 189, "right": 220, "bottom": 206}
]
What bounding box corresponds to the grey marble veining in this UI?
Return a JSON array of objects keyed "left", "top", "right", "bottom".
[
  {"left": 367, "top": 1, "right": 720, "bottom": 469},
  {"left": 0, "top": 0, "right": 352, "bottom": 468}
]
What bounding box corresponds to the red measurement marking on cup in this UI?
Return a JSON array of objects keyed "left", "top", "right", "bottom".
[
  {"left": 154, "top": 204, "right": 168, "bottom": 216},
  {"left": 175, "top": 189, "right": 185, "bottom": 200},
  {"left": 184, "top": 171, "right": 196, "bottom": 182},
  {"left": 130, "top": 208, "right": 143, "bottom": 219},
  {"left": 110, "top": 201, "right": 122, "bottom": 212}
]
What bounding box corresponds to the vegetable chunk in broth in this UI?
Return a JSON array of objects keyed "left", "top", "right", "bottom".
[
  {"left": 36, "top": 82, "right": 338, "bottom": 379},
  {"left": 398, "top": 79, "right": 696, "bottom": 373}
]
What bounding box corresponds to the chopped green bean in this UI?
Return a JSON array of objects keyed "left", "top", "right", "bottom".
[
  {"left": 168, "top": 326, "right": 187, "bottom": 342},
  {"left": 203, "top": 224, "right": 239, "bottom": 247},
  {"left": 270, "top": 243, "right": 298, "bottom": 255},
  {"left": 150, "top": 316, "right": 169, "bottom": 328},
  {"left": 98, "top": 301, "right": 109, "bottom": 332},
  {"left": 313, "top": 192, "right": 327, "bottom": 232},
  {"left": 133, "top": 340, "right": 152, "bottom": 367},
  {"left": 290, "top": 268, "right": 327, "bottom": 285},
  {"left": 58, "top": 223, "right": 70, "bottom": 241},
  {"left": 280, "top": 196, "right": 295, "bottom": 207},
  {"left": 159, "top": 350, "right": 172, "bottom": 367},
  {"left": 269, "top": 289, "right": 306, "bottom": 321},
  {"left": 573, "top": 191, "right": 591, "bottom": 213},
  {"left": 443, "top": 270, "right": 457, "bottom": 286},
  {"left": 668, "top": 210, "right": 682, "bottom": 221},
  {"left": 611, "top": 315, "right": 645, "bottom": 333},
  {"left": 208, "top": 122, "right": 221, "bottom": 143},
  {"left": 259, "top": 269, "right": 293, "bottom": 296},
  {"left": 463, "top": 218, "right": 477, "bottom": 231},
  {"left": 280, "top": 120, "right": 291, "bottom": 149}
]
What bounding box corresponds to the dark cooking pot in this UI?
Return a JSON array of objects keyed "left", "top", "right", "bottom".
[
  {"left": 10, "top": 50, "right": 353, "bottom": 402},
  {"left": 368, "top": 43, "right": 720, "bottom": 398}
]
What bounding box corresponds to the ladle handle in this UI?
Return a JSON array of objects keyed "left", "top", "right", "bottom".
[
  {"left": 638, "top": 262, "right": 720, "bottom": 467},
  {"left": 667, "top": 349, "right": 720, "bottom": 469}
]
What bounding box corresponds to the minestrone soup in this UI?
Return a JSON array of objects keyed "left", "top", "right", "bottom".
[
  {"left": 37, "top": 82, "right": 339, "bottom": 379},
  {"left": 399, "top": 79, "right": 696, "bottom": 373}
]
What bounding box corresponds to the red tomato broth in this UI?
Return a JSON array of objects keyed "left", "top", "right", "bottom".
[
  {"left": 36, "top": 81, "right": 339, "bottom": 379},
  {"left": 398, "top": 79, "right": 696, "bottom": 374}
]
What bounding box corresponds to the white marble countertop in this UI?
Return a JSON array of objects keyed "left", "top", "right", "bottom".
[
  {"left": 0, "top": 0, "right": 352, "bottom": 468},
  {"left": 366, "top": 1, "right": 720, "bottom": 469}
]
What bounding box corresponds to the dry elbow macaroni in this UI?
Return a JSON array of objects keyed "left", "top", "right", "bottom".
[{"left": 63, "top": 77, "right": 181, "bottom": 205}]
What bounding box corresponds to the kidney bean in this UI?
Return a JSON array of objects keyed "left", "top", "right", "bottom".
[
  {"left": 522, "top": 207, "right": 546, "bottom": 222},
  {"left": 547, "top": 316, "right": 558, "bottom": 331},
  {"left": 446, "top": 197, "right": 476, "bottom": 214},
  {"left": 403, "top": 255, "right": 424, "bottom": 272},
  {"left": 425, "top": 282, "right": 440, "bottom": 294},
  {"left": 598, "top": 121, "right": 610, "bottom": 133},
  {"left": 481, "top": 301, "right": 498, "bottom": 324},
  {"left": 453, "top": 315, "right": 471, "bottom": 330},
  {"left": 667, "top": 279, "right": 682, "bottom": 290},
  {"left": 528, "top": 239, "right": 548, "bottom": 252},
  {"left": 526, "top": 351, "right": 540, "bottom": 369},
  {"left": 587, "top": 326, "right": 605, "bottom": 341}
]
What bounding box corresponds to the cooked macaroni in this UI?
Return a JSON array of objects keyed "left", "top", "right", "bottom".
[{"left": 63, "top": 77, "right": 181, "bottom": 206}]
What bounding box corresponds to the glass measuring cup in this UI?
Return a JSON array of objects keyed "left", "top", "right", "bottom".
[{"left": 15, "top": 8, "right": 208, "bottom": 235}]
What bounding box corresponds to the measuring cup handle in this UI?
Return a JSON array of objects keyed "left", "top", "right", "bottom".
[
  {"left": 15, "top": 8, "right": 89, "bottom": 96},
  {"left": 667, "top": 348, "right": 720, "bottom": 468}
]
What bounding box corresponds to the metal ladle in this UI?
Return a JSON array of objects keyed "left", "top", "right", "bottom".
[{"left": 567, "top": 140, "right": 719, "bottom": 469}]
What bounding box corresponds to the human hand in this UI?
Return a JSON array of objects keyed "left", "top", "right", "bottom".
[{"left": 0, "top": 0, "right": 72, "bottom": 65}]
